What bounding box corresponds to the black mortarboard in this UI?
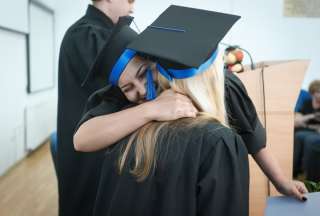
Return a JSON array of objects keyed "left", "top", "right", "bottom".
[
  {"left": 81, "top": 16, "right": 138, "bottom": 87},
  {"left": 127, "top": 5, "right": 240, "bottom": 70}
]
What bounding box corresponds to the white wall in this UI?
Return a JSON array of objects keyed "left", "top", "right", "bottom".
[
  {"left": 34, "top": 0, "right": 56, "bottom": 10},
  {"left": 0, "top": 29, "right": 27, "bottom": 175},
  {"left": 55, "top": 0, "right": 89, "bottom": 55},
  {"left": 228, "top": 0, "right": 320, "bottom": 89},
  {"left": 0, "top": 0, "right": 29, "bottom": 33},
  {"left": 0, "top": 0, "right": 57, "bottom": 176}
]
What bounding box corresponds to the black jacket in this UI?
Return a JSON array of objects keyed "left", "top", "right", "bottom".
[
  {"left": 57, "top": 5, "right": 115, "bottom": 216},
  {"left": 93, "top": 121, "right": 249, "bottom": 216}
]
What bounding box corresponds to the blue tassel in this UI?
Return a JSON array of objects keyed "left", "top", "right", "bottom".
[{"left": 146, "top": 67, "right": 157, "bottom": 100}]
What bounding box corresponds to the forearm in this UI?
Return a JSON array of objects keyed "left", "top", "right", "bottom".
[
  {"left": 294, "top": 113, "right": 315, "bottom": 127},
  {"left": 74, "top": 103, "right": 154, "bottom": 152},
  {"left": 252, "top": 147, "right": 288, "bottom": 188}
]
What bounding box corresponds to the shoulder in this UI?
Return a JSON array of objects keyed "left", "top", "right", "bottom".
[
  {"left": 200, "top": 122, "right": 248, "bottom": 164},
  {"left": 180, "top": 120, "right": 240, "bottom": 148},
  {"left": 188, "top": 121, "right": 246, "bottom": 164},
  {"left": 302, "top": 98, "right": 313, "bottom": 107},
  {"left": 203, "top": 122, "right": 240, "bottom": 145},
  {"left": 225, "top": 71, "right": 250, "bottom": 100},
  {"left": 300, "top": 99, "right": 313, "bottom": 113},
  {"left": 61, "top": 17, "right": 112, "bottom": 49}
]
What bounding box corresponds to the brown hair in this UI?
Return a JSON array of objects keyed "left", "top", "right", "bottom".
[{"left": 309, "top": 80, "right": 320, "bottom": 95}]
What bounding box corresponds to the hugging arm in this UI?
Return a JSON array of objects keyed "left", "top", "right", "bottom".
[{"left": 74, "top": 89, "right": 198, "bottom": 152}]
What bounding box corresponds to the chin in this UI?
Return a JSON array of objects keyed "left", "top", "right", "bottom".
[{"left": 136, "top": 98, "right": 148, "bottom": 104}]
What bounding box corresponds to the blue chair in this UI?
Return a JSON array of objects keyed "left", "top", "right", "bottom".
[
  {"left": 50, "top": 131, "right": 58, "bottom": 174},
  {"left": 294, "top": 89, "right": 311, "bottom": 112}
]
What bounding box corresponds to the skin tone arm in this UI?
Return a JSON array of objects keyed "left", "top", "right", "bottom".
[
  {"left": 253, "top": 148, "right": 308, "bottom": 201},
  {"left": 74, "top": 90, "right": 198, "bottom": 152},
  {"left": 307, "top": 124, "right": 320, "bottom": 133},
  {"left": 294, "top": 112, "right": 316, "bottom": 128}
]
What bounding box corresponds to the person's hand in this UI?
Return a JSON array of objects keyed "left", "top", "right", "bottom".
[
  {"left": 146, "top": 89, "right": 198, "bottom": 121},
  {"left": 276, "top": 180, "right": 308, "bottom": 201}
]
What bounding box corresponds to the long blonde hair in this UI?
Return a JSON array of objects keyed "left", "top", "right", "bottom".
[{"left": 118, "top": 51, "right": 227, "bottom": 181}]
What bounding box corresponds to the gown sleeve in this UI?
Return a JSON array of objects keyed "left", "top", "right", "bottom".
[
  {"left": 63, "top": 25, "right": 112, "bottom": 88},
  {"left": 75, "top": 85, "right": 129, "bottom": 132},
  {"left": 225, "top": 72, "right": 266, "bottom": 154},
  {"left": 197, "top": 127, "right": 249, "bottom": 216}
]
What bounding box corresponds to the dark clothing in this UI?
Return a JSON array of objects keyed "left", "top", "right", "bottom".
[
  {"left": 224, "top": 72, "right": 266, "bottom": 154},
  {"left": 77, "top": 72, "right": 266, "bottom": 155},
  {"left": 300, "top": 99, "right": 320, "bottom": 114},
  {"left": 93, "top": 122, "right": 249, "bottom": 216},
  {"left": 57, "top": 5, "right": 116, "bottom": 216},
  {"left": 294, "top": 130, "right": 320, "bottom": 179},
  {"left": 304, "top": 135, "right": 320, "bottom": 181},
  {"left": 299, "top": 99, "right": 320, "bottom": 126},
  {"left": 293, "top": 98, "right": 320, "bottom": 178},
  {"left": 74, "top": 72, "right": 257, "bottom": 216}
]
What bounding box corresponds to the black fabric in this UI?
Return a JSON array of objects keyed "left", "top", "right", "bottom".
[
  {"left": 82, "top": 16, "right": 138, "bottom": 87},
  {"left": 93, "top": 122, "right": 249, "bottom": 216},
  {"left": 57, "top": 5, "right": 117, "bottom": 216},
  {"left": 298, "top": 99, "right": 320, "bottom": 125},
  {"left": 300, "top": 99, "right": 317, "bottom": 114},
  {"left": 224, "top": 72, "right": 266, "bottom": 154},
  {"left": 76, "top": 85, "right": 129, "bottom": 131},
  {"left": 294, "top": 99, "right": 320, "bottom": 178},
  {"left": 127, "top": 5, "right": 240, "bottom": 69}
]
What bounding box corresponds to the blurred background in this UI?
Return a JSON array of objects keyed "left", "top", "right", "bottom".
[{"left": 0, "top": 0, "right": 319, "bottom": 215}]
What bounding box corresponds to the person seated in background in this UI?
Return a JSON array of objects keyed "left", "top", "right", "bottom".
[{"left": 294, "top": 80, "right": 320, "bottom": 181}]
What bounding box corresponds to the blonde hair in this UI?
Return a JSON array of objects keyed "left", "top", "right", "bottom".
[{"left": 118, "top": 51, "right": 227, "bottom": 181}]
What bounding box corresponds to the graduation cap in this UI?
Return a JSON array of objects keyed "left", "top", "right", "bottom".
[
  {"left": 127, "top": 5, "right": 240, "bottom": 99},
  {"left": 81, "top": 16, "right": 138, "bottom": 87}
]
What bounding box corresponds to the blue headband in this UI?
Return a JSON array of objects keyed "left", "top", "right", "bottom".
[
  {"left": 109, "top": 48, "right": 219, "bottom": 101},
  {"left": 108, "top": 49, "right": 136, "bottom": 86},
  {"left": 156, "top": 49, "right": 218, "bottom": 82}
]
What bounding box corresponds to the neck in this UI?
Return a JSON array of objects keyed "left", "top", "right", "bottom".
[{"left": 93, "top": 1, "right": 117, "bottom": 24}]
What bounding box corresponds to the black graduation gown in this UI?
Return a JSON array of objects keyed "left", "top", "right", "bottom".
[
  {"left": 77, "top": 71, "right": 266, "bottom": 155},
  {"left": 57, "top": 5, "right": 116, "bottom": 216},
  {"left": 224, "top": 71, "right": 266, "bottom": 154},
  {"left": 92, "top": 121, "right": 249, "bottom": 216}
]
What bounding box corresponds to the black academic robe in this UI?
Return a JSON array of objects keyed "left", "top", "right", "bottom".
[
  {"left": 92, "top": 121, "right": 249, "bottom": 216},
  {"left": 57, "top": 5, "right": 116, "bottom": 216},
  {"left": 74, "top": 71, "right": 263, "bottom": 216},
  {"left": 224, "top": 71, "right": 266, "bottom": 154}
]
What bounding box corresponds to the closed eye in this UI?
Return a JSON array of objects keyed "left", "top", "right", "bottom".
[
  {"left": 122, "top": 84, "right": 133, "bottom": 93},
  {"left": 136, "top": 63, "right": 149, "bottom": 80}
]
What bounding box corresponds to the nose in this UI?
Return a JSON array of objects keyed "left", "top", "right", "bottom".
[{"left": 135, "top": 81, "right": 146, "bottom": 99}]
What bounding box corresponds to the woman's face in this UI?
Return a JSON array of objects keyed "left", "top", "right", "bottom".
[
  {"left": 108, "top": 0, "right": 135, "bottom": 23},
  {"left": 312, "top": 90, "right": 320, "bottom": 104},
  {"left": 118, "top": 56, "right": 156, "bottom": 104}
]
